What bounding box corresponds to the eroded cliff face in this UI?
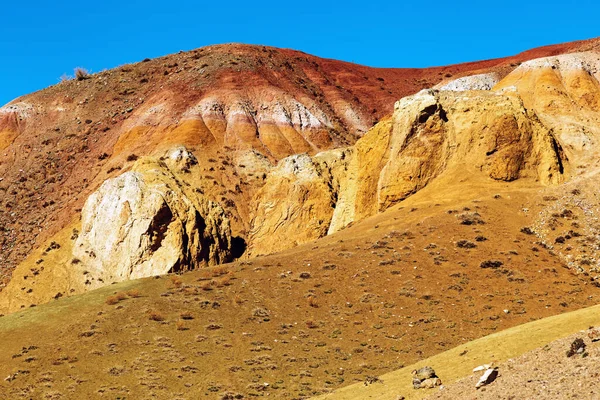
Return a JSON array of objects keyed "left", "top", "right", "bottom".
[
  {"left": 247, "top": 51, "right": 600, "bottom": 255},
  {"left": 495, "top": 51, "right": 600, "bottom": 168},
  {"left": 73, "top": 154, "right": 231, "bottom": 288},
  {"left": 4, "top": 48, "right": 600, "bottom": 312},
  {"left": 4, "top": 41, "right": 599, "bottom": 288},
  {"left": 365, "top": 89, "right": 565, "bottom": 210},
  {"left": 0, "top": 148, "right": 232, "bottom": 312},
  {"left": 247, "top": 150, "right": 351, "bottom": 256}
]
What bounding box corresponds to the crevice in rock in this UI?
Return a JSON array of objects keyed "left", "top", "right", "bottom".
[
  {"left": 418, "top": 104, "right": 438, "bottom": 123},
  {"left": 148, "top": 203, "right": 173, "bottom": 252},
  {"left": 549, "top": 134, "right": 566, "bottom": 175},
  {"left": 231, "top": 236, "right": 247, "bottom": 259}
]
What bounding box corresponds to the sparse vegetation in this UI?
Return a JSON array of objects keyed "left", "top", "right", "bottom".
[
  {"left": 480, "top": 260, "right": 503, "bottom": 269},
  {"left": 180, "top": 311, "right": 194, "bottom": 320},
  {"left": 105, "top": 292, "right": 127, "bottom": 305},
  {"left": 74, "top": 67, "right": 90, "bottom": 80},
  {"left": 148, "top": 310, "right": 165, "bottom": 321},
  {"left": 176, "top": 320, "right": 188, "bottom": 330},
  {"left": 456, "top": 240, "right": 476, "bottom": 249},
  {"left": 521, "top": 227, "right": 535, "bottom": 235},
  {"left": 170, "top": 275, "right": 183, "bottom": 288}
]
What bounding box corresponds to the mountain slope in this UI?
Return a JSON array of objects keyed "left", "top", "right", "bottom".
[
  {"left": 1, "top": 182, "right": 599, "bottom": 399},
  {"left": 1, "top": 39, "right": 599, "bottom": 293},
  {"left": 3, "top": 37, "right": 600, "bottom": 399}
]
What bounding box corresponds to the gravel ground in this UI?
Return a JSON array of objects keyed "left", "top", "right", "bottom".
[{"left": 426, "top": 328, "right": 600, "bottom": 399}]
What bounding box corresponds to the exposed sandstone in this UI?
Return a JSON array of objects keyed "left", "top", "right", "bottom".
[
  {"left": 0, "top": 148, "right": 233, "bottom": 312},
  {"left": 247, "top": 153, "right": 338, "bottom": 256},
  {"left": 249, "top": 81, "right": 572, "bottom": 249},
  {"left": 1, "top": 40, "right": 599, "bottom": 290},
  {"left": 495, "top": 51, "right": 600, "bottom": 163},
  {"left": 72, "top": 155, "right": 232, "bottom": 288},
  {"left": 3, "top": 44, "right": 600, "bottom": 311},
  {"left": 368, "top": 89, "right": 565, "bottom": 211}
]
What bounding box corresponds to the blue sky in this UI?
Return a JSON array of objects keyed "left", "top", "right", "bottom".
[{"left": 1, "top": 0, "right": 599, "bottom": 106}]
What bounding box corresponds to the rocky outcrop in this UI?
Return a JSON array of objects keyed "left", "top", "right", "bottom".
[
  {"left": 73, "top": 155, "right": 232, "bottom": 288},
  {"left": 0, "top": 148, "right": 234, "bottom": 312},
  {"left": 358, "top": 89, "right": 565, "bottom": 212},
  {"left": 247, "top": 151, "right": 348, "bottom": 256},
  {"left": 249, "top": 82, "right": 571, "bottom": 249},
  {"left": 2, "top": 40, "right": 599, "bottom": 293},
  {"left": 495, "top": 51, "right": 600, "bottom": 165}
]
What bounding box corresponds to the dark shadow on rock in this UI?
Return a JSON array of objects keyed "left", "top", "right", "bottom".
[{"left": 231, "top": 236, "right": 247, "bottom": 260}]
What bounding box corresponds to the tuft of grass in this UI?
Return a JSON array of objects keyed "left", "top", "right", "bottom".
[
  {"left": 170, "top": 275, "right": 183, "bottom": 288},
  {"left": 74, "top": 67, "right": 90, "bottom": 81},
  {"left": 148, "top": 311, "right": 165, "bottom": 321},
  {"left": 176, "top": 320, "right": 188, "bottom": 331},
  {"left": 180, "top": 311, "right": 194, "bottom": 320},
  {"left": 212, "top": 266, "right": 229, "bottom": 277},
  {"left": 215, "top": 275, "right": 232, "bottom": 288},
  {"left": 306, "top": 320, "right": 318, "bottom": 329},
  {"left": 105, "top": 292, "right": 128, "bottom": 305}
]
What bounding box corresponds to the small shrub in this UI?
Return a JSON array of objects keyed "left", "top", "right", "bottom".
[
  {"left": 215, "top": 275, "right": 232, "bottom": 287},
  {"left": 180, "top": 311, "right": 194, "bottom": 320},
  {"left": 457, "top": 212, "right": 484, "bottom": 225},
  {"left": 105, "top": 292, "right": 127, "bottom": 305},
  {"left": 126, "top": 289, "right": 141, "bottom": 298},
  {"left": 170, "top": 275, "right": 183, "bottom": 288},
  {"left": 148, "top": 311, "right": 165, "bottom": 321},
  {"left": 520, "top": 227, "right": 535, "bottom": 235},
  {"left": 212, "top": 266, "right": 229, "bottom": 277},
  {"left": 306, "top": 320, "right": 318, "bottom": 329},
  {"left": 480, "top": 260, "right": 503, "bottom": 269},
  {"left": 46, "top": 241, "right": 61, "bottom": 252},
  {"left": 456, "top": 240, "right": 476, "bottom": 249},
  {"left": 176, "top": 320, "right": 188, "bottom": 331},
  {"left": 126, "top": 154, "right": 139, "bottom": 162},
  {"left": 74, "top": 67, "right": 90, "bottom": 81}
]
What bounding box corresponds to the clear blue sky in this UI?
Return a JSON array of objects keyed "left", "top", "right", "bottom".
[{"left": 1, "top": 0, "right": 599, "bottom": 106}]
